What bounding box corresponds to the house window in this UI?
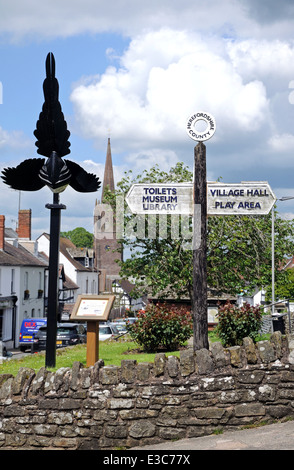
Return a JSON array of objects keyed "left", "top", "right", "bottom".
[
  {"left": 24, "top": 271, "right": 29, "bottom": 299},
  {"left": 0, "top": 310, "right": 3, "bottom": 340},
  {"left": 0, "top": 309, "right": 12, "bottom": 342},
  {"left": 11, "top": 269, "right": 15, "bottom": 294},
  {"left": 24, "top": 272, "right": 29, "bottom": 290},
  {"left": 38, "top": 272, "right": 43, "bottom": 298}
]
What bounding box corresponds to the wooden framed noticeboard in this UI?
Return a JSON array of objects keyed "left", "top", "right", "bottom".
[{"left": 70, "top": 294, "right": 115, "bottom": 322}]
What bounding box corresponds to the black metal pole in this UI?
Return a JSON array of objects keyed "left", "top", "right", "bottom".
[
  {"left": 192, "top": 142, "right": 209, "bottom": 351},
  {"left": 45, "top": 192, "right": 66, "bottom": 368}
]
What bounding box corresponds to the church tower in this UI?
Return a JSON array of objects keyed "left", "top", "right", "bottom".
[
  {"left": 101, "top": 137, "right": 115, "bottom": 200},
  {"left": 94, "top": 138, "right": 122, "bottom": 292}
]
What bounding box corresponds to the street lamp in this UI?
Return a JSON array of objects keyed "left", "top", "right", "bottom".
[{"left": 271, "top": 196, "right": 294, "bottom": 314}]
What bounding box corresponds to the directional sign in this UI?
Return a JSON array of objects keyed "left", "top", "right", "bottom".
[
  {"left": 207, "top": 181, "right": 276, "bottom": 215},
  {"left": 126, "top": 181, "right": 276, "bottom": 216},
  {"left": 126, "top": 183, "right": 193, "bottom": 215}
]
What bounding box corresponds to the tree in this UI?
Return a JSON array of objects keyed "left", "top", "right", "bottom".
[
  {"left": 267, "top": 268, "right": 294, "bottom": 301},
  {"left": 104, "top": 162, "right": 194, "bottom": 300},
  {"left": 207, "top": 212, "right": 294, "bottom": 296},
  {"left": 103, "top": 162, "right": 294, "bottom": 301},
  {"left": 60, "top": 227, "right": 93, "bottom": 248}
]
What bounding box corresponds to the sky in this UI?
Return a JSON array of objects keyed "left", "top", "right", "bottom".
[{"left": 1, "top": 0, "right": 294, "bottom": 239}]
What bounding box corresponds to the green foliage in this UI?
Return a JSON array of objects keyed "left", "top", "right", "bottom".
[
  {"left": 103, "top": 162, "right": 294, "bottom": 300},
  {"left": 208, "top": 213, "right": 294, "bottom": 295},
  {"left": 126, "top": 303, "right": 193, "bottom": 352},
  {"left": 60, "top": 227, "right": 93, "bottom": 248},
  {"left": 267, "top": 267, "right": 294, "bottom": 301},
  {"left": 216, "top": 301, "right": 262, "bottom": 346},
  {"left": 103, "top": 162, "right": 195, "bottom": 300}
]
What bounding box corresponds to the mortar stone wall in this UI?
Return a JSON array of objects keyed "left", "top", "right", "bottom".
[{"left": 1, "top": 331, "right": 294, "bottom": 450}]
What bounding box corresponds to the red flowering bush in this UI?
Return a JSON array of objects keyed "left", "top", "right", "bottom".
[
  {"left": 216, "top": 301, "right": 262, "bottom": 346},
  {"left": 126, "top": 303, "right": 193, "bottom": 352}
]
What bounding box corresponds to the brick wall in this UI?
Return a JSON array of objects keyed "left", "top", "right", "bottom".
[
  {"left": 1, "top": 331, "right": 294, "bottom": 450},
  {"left": 0, "top": 215, "right": 5, "bottom": 250},
  {"left": 16, "top": 209, "right": 31, "bottom": 240}
]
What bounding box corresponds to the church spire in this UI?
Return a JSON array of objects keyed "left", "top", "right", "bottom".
[{"left": 101, "top": 137, "right": 115, "bottom": 201}]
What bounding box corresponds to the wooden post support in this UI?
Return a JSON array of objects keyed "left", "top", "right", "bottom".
[
  {"left": 86, "top": 321, "right": 99, "bottom": 367},
  {"left": 192, "top": 142, "right": 209, "bottom": 351}
]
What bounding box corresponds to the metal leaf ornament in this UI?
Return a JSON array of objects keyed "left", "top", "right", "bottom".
[{"left": 2, "top": 53, "right": 101, "bottom": 194}]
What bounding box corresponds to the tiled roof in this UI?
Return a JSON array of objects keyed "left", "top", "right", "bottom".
[
  {"left": 0, "top": 242, "right": 47, "bottom": 267},
  {"left": 59, "top": 236, "right": 96, "bottom": 272},
  {"left": 39, "top": 233, "right": 96, "bottom": 272}
]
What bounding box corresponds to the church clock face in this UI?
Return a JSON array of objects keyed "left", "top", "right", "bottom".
[{"left": 105, "top": 245, "right": 110, "bottom": 251}]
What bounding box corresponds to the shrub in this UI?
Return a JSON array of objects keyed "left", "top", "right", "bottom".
[
  {"left": 216, "top": 301, "right": 262, "bottom": 347},
  {"left": 126, "top": 303, "right": 193, "bottom": 352}
]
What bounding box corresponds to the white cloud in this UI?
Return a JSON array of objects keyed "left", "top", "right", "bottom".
[
  {"left": 0, "top": 126, "right": 31, "bottom": 153},
  {"left": 3, "top": 0, "right": 294, "bottom": 42},
  {"left": 2, "top": 0, "right": 294, "bottom": 232},
  {"left": 124, "top": 149, "right": 179, "bottom": 173},
  {"left": 70, "top": 28, "right": 270, "bottom": 158},
  {"left": 227, "top": 39, "right": 294, "bottom": 88},
  {"left": 268, "top": 133, "right": 294, "bottom": 154},
  {"left": 0, "top": 0, "right": 256, "bottom": 41}
]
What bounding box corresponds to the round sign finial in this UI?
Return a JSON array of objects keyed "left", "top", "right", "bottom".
[{"left": 186, "top": 112, "right": 216, "bottom": 142}]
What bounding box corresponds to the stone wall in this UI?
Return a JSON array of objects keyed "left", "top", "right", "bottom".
[{"left": 1, "top": 332, "right": 294, "bottom": 450}]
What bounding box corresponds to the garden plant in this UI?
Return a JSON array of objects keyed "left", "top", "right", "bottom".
[
  {"left": 126, "top": 303, "right": 193, "bottom": 352},
  {"left": 216, "top": 301, "right": 262, "bottom": 346}
]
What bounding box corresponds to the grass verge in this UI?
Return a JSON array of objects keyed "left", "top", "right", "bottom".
[
  {"left": 0, "top": 331, "right": 271, "bottom": 376},
  {"left": 0, "top": 340, "right": 180, "bottom": 376}
]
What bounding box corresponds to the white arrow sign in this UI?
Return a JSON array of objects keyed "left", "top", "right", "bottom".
[
  {"left": 126, "top": 182, "right": 276, "bottom": 216},
  {"left": 126, "top": 183, "right": 193, "bottom": 215},
  {"left": 207, "top": 181, "right": 276, "bottom": 215}
]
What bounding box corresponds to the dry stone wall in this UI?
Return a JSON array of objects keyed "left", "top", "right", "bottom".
[{"left": 1, "top": 331, "right": 294, "bottom": 450}]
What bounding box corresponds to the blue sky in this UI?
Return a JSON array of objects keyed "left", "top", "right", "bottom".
[{"left": 1, "top": 0, "right": 294, "bottom": 239}]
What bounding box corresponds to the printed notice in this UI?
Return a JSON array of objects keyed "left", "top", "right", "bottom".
[
  {"left": 77, "top": 299, "right": 108, "bottom": 317},
  {"left": 70, "top": 294, "right": 115, "bottom": 322}
]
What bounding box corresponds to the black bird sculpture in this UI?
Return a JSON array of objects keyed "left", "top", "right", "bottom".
[{"left": 2, "top": 53, "right": 101, "bottom": 194}]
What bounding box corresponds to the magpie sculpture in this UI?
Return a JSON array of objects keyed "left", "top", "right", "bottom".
[{"left": 2, "top": 53, "right": 100, "bottom": 193}]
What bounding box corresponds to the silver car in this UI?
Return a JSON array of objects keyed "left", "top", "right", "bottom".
[{"left": 99, "top": 324, "right": 120, "bottom": 341}]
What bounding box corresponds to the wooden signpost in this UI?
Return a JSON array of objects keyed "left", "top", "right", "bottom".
[
  {"left": 192, "top": 142, "right": 209, "bottom": 350},
  {"left": 207, "top": 182, "right": 276, "bottom": 215},
  {"left": 126, "top": 183, "right": 193, "bottom": 215},
  {"left": 126, "top": 111, "right": 277, "bottom": 351},
  {"left": 126, "top": 181, "right": 276, "bottom": 216},
  {"left": 71, "top": 294, "right": 115, "bottom": 366}
]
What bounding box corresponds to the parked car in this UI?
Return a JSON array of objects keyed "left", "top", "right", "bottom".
[
  {"left": 111, "top": 320, "right": 128, "bottom": 334},
  {"left": 33, "top": 323, "right": 86, "bottom": 350},
  {"left": 19, "top": 318, "right": 47, "bottom": 352},
  {"left": 99, "top": 324, "right": 120, "bottom": 341}
]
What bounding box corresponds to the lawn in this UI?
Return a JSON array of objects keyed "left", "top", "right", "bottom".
[
  {"left": 0, "top": 331, "right": 270, "bottom": 377},
  {"left": 0, "top": 339, "right": 181, "bottom": 376}
]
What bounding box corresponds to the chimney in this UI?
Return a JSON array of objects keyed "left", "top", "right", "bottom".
[
  {"left": 0, "top": 215, "right": 5, "bottom": 250},
  {"left": 17, "top": 209, "right": 31, "bottom": 240}
]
